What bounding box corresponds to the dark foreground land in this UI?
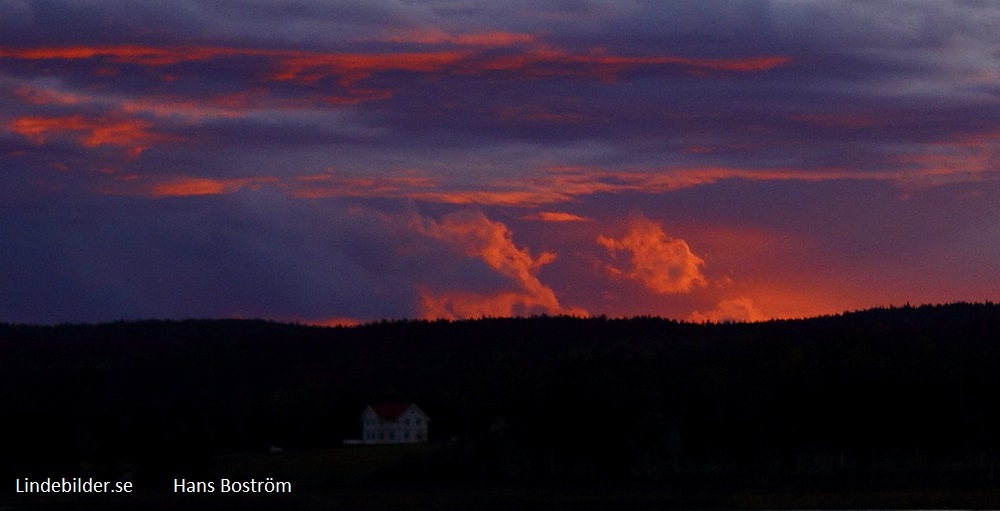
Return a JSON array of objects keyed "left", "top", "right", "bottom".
[
  {"left": 8, "top": 485, "right": 1000, "bottom": 511},
  {"left": 3, "top": 302, "right": 1000, "bottom": 508}
]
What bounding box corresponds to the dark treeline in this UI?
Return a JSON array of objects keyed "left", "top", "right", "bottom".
[{"left": 2, "top": 302, "right": 1000, "bottom": 491}]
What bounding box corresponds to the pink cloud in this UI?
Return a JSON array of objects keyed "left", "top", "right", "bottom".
[
  {"left": 522, "top": 211, "right": 590, "bottom": 222},
  {"left": 7, "top": 114, "right": 173, "bottom": 155},
  {"left": 375, "top": 29, "right": 536, "bottom": 47},
  {"left": 288, "top": 172, "right": 439, "bottom": 199},
  {"left": 1, "top": 44, "right": 790, "bottom": 97},
  {"left": 290, "top": 163, "right": 1000, "bottom": 207},
  {"left": 413, "top": 210, "right": 585, "bottom": 319},
  {"left": 597, "top": 216, "right": 706, "bottom": 294},
  {"left": 99, "top": 175, "right": 278, "bottom": 197}
]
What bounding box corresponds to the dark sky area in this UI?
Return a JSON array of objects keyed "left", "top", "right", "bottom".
[{"left": 2, "top": 0, "right": 999, "bottom": 324}]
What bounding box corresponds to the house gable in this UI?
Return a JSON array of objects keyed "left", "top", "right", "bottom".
[{"left": 360, "top": 403, "right": 429, "bottom": 444}]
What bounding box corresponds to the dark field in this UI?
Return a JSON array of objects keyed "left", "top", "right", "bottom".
[
  {"left": 5, "top": 483, "right": 1000, "bottom": 510},
  {"left": 4, "top": 303, "right": 1000, "bottom": 508}
]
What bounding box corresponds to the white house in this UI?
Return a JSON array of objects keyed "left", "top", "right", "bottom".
[{"left": 360, "top": 403, "right": 429, "bottom": 444}]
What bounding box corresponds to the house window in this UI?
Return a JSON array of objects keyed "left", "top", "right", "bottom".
[{"left": 415, "top": 419, "right": 421, "bottom": 425}]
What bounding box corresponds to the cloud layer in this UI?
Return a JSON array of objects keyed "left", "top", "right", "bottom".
[{"left": 3, "top": 1, "right": 1000, "bottom": 323}]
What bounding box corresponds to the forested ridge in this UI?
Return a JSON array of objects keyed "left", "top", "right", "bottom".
[{"left": 3, "top": 302, "right": 1000, "bottom": 490}]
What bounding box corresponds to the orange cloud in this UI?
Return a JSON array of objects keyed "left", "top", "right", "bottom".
[
  {"left": 406, "top": 189, "right": 570, "bottom": 206},
  {"left": 287, "top": 166, "right": 861, "bottom": 207},
  {"left": 13, "top": 79, "right": 388, "bottom": 121},
  {"left": 100, "top": 175, "right": 278, "bottom": 197},
  {"left": 377, "top": 29, "right": 536, "bottom": 47},
  {"left": 120, "top": 92, "right": 274, "bottom": 119},
  {"left": 493, "top": 105, "right": 585, "bottom": 123},
  {"left": 413, "top": 210, "right": 585, "bottom": 319},
  {"left": 522, "top": 211, "right": 590, "bottom": 222},
  {"left": 1, "top": 44, "right": 790, "bottom": 88},
  {"left": 0, "top": 45, "right": 251, "bottom": 66},
  {"left": 283, "top": 159, "right": 1000, "bottom": 208},
  {"left": 884, "top": 134, "right": 1000, "bottom": 190},
  {"left": 149, "top": 177, "right": 268, "bottom": 197},
  {"left": 271, "top": 51, "right": 468, "bottom": 85},
  {"left": 7, "top": 114, "right": 172, "bottom": 155},
  {"left": 407, "top": 166, "right": 842, "bottom": 206},
  {"left": 459, "top": 48, "right": 790, "bottom": 81},
  {"left": 688, "top": 297, "right": 767, "bottom": 323},
  {"left": 13, "top": 84, "right": 86, "bottom": 106},
  {"left": 686, "top": 55, "right": 790, "bottom": 72},
  {"left": 289, "top": 172, "right": 439, "bottom": 199},
  {"left": 10, "top": 81, "right": 260, "bottom": 121},
  {"left": 597, "top": 216, "right": 706, "bottom": 294},
  {"left": 0, "top": 45, "right": 463, "bottom": 97},
  {"left": 2, "top": 44, "right": 790, "bottom": 115}
]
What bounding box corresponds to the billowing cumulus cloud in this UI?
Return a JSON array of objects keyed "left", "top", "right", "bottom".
[
  {"left": 8, "top": 114, "right": 173, "bottom": 155},
  {"left": 597, "top": 216, "right": 706, "bottom": 294}
]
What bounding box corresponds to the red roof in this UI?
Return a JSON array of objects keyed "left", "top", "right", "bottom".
[{"left": 368, "top": 403, "right": 411, "bottom": 420}]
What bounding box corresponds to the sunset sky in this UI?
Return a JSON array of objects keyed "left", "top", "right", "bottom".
[{"left": 2, "top": 0, "right": 999, "bottom": 325}]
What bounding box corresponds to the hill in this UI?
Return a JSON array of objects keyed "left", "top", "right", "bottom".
[{"left": 2, "top": 302, "right": 1000, "bottom": 493}]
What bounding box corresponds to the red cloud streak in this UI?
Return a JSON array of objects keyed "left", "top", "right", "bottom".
[
  {"left": 7, "top": 115, "right": 172, "bottom": 155},
  {"left": 100, "top": 175, "right": 278, "bottom": 197},
  {"left": 1, "top": 44, "right": 791, "bottom": 86},
  {"left": 522, "top": 211, "right": 590, "bottom": 222}
]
